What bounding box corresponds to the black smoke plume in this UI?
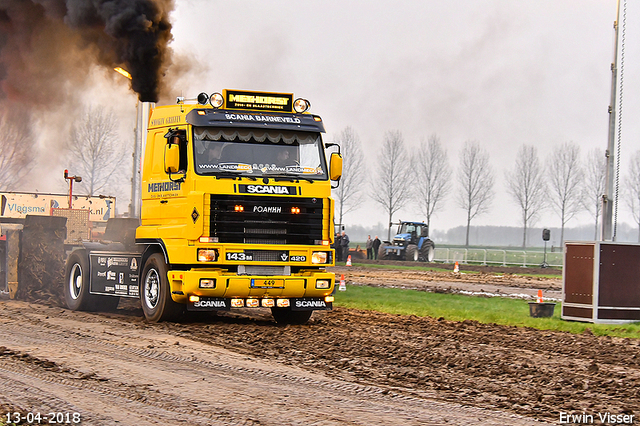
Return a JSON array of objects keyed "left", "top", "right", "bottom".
[{"left": 0, "top": 0, "right": 174, "bottom": 103}]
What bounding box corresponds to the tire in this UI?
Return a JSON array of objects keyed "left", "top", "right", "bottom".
[
  {"left": 140, "top": 253, "right": 184, "bottom": 322},
  {"left": 420, "top": 240, "right": 435, "bottom": 262},
  {"left": 271, "top": 307, "right": 312, "bottom": 325},
  {"left": 64, "top": 250, "right": 98, "bottom": 311},
  {"left": 378, "top": 245, "right": 389, "bottom": 260},
  {"left": 406, "top": 244, "right": 419, "bottom": 262}
]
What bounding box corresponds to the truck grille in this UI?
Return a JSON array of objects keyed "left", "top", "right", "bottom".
[{"left": 209, "top": 195, "right": 324, "bottom": 245}]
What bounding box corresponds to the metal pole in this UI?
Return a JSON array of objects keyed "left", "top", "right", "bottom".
[
  {"left": 129, "top": 101, "right": 140, "bottom": 218},
  {"left": 602, "top": 0, "right": 621, "bottom": 241}
]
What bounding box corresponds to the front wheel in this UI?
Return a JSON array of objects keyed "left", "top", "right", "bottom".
[
  {"left": 140, "top": 253, "right": 184, "bottom": 322},
  {"left": 271, "top": 307, "right": 312, "bottom": 325},
  {"left": 406, "top": 244, "right": 419, "bottom": 262},
  {"left": 378, "top": 245, "right": 389, "bottom": 260},
  {"left": 64, "top": 250, "right": 97, "bottom": 311}
]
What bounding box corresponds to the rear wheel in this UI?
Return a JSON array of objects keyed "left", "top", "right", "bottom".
[
  {"left": 420, "top": 241, "right": 435, "bottom": 262},
  {"left": 140, "top": 253, "right": 184, "bottom": 322},
  {"left": 64, "top": 250, "right": 98, "bottom": 311},
  {"left": 406, "top": 244, "right": 419, "bottom": 262},
  {"left": 271, "top": 307, "right": 312, "bottom": 325}
]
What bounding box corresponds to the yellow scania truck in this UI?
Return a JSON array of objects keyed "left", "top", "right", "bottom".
[{"left": 64, "top": 89, "right": 342, "bottom": 324}]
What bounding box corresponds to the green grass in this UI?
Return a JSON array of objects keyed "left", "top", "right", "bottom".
[{"left": 334, "top": 285, "right": 640, "bottom": 339}]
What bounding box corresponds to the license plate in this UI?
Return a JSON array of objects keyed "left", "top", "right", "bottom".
[{"left": 251, "top": 279, "right": 284, "bottom": 288}]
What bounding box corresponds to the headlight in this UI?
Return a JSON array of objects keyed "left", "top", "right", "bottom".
[
  {"left": 293, "top": 98, "right": 310, "bottom": 113},
  {"left": 311, "top": 252, "right": 328, "bottom": 264},
  {"left": 198, "top": 249, "right": 218, "bottom": 262},
  {"left": 315, "top": 279, "right": 331, "bottom": 289},
  {"left": 209, "top": 92, "right": 224, "bottom": 108}
]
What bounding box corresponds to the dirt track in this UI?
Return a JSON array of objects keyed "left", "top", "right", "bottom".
[{"left": 0, "top": 264, "right": 638, "bottom": 425}]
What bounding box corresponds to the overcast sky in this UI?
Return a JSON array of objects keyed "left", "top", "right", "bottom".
[
  {"left": 161, "top": 0, "right": 640, "bottom": 235},
  {"left": 37, "top": 0, "right": 638, "bottom": 239}
]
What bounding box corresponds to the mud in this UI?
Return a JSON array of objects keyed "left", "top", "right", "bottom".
[
  {"left": 333, "top": 264, "right": 563, "bottom": 300},
  {"left": 0, "top": 264, "right": 637, "bottom": 425}
]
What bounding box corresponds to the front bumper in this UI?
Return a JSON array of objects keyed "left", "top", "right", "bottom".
[{"left": 167, "top": 268, "right": 335, "bottom": 304}]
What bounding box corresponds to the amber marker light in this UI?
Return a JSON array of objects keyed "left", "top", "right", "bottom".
[
  {"left": 199, "top": 237, "right": 219, "bottom": 243},
  {"left": 189, "top": 295, "right": 200, "bottom": 302},
  {"left": 325, "top": 296, "right": 335, "bottom": 303},
  {"left": 291, "top": 206, "right": 300, "bottom": 214},
  {"left": 234, "top": 205, "right": 244, "bottom": 212},
  {"left": 276, "top": 299, "right": 290, "bottom": 308}
]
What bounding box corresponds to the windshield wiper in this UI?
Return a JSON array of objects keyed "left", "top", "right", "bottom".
[{"left": 212, "top": 171, "right": 243, "bottom": 180}]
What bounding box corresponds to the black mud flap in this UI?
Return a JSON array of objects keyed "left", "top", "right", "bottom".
[
  {"left": 291, "top": 298, "right": 332, "bottom": 311},
  {"left": 187, "top": 297, "right": 231, "bottom": 311}
]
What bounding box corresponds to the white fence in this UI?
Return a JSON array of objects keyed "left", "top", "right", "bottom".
[{"left": 434, "top": 247, "right": 563, "bottom": 268}]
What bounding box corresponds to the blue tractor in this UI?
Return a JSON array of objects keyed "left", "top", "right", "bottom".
[{"left": 378, "top": 221, "right": 435, "bottom": 262}]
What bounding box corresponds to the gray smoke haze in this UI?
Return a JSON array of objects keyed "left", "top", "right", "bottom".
[{"left": 0, "top": 0, "right": 175, "bottom": 103}]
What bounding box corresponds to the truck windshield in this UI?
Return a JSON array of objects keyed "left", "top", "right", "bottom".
[{"left": 193, "top": 127, "right": 328, "bottom": 179}]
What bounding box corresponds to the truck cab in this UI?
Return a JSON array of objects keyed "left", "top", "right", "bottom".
[{"left": 64, "top": 90, "right": 343, "bottom": 324}]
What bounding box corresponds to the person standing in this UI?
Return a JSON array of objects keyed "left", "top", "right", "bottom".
[
  {"left": 340, "top": 231, "right": 350, "bottom": 262},
  {"left": 372, "top": 235, "right": 381, "bottom": 260},
  {"left": 366, "top": 235, "right": 373, "bottom": 259}
]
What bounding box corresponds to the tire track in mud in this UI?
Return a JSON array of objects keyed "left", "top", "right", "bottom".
[
  {"left": 0, "top": 301, "right": 550, "bottom": 426},
  {"left": 0, "top": 349, "right": 256, "bottom": 426}
]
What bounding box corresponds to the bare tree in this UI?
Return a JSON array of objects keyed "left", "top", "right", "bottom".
[
  {"left": 0, "top": 109, "right": 35, "bottom": 190},
  {"left": 415, "top": 134, "right": 451, "bottom": 231},
  {"left": 371, "top": 130, "right": 412, "bottom": 240},
  {"left": 582, "top": 148, "right": 606, "bottom": 240},
  {"left": 625, "top": 150, "right": 640, "bottom": 242},
  {"left": 66, "top": 106, "right": 125, "bottom": 196},
  {"left": 331, "top": 127, "right": 366, "bottom": 229},
  {"left": 457, "top": 141, "right": 494, "bottom": 247},
  {"left": 547, "top": 142, "right": 583, "bottom": 246},
  {"left": 505, "top": 145, "right": 546, "bottom": 247}
]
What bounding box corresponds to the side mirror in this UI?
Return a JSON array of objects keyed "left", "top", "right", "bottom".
[
  {"left": 165, "top": 143, "right": 180, "bottom": 174},
  {"left": 329, "top": 152, "right": 343, "bottom": 181}
]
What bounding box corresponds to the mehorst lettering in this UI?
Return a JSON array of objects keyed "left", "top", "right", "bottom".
[
  {"left": 148, "top": 181, "right": 182, "bottom": 193},
  {"left": 229, "top": 94, "right": 288, "bottom": 106}
]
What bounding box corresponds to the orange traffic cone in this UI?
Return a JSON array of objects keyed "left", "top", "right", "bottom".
[
  {"left": 346, "top": 255, "right": 352, "bottom": 266},
  {"left": 339, "top": 274, "right": 346, "bottom": 291},
  {"left": 537, "top": 289, "right": 543, "bottom": 303},
  {"left": 453, "top": 261, "right": 459, "bottom": 273}
]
